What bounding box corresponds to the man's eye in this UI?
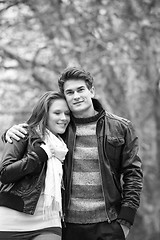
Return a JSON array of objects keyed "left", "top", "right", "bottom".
[
  {"left": 66, "top": 91, "right": 73, "bottom": 95},
  {"left": 78, "top": 88, "right": 84, "bottom": 92}
]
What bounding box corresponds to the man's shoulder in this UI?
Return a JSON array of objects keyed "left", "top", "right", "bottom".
[{"left": 104, "top": 111, "right": 131, "bottom": 126}]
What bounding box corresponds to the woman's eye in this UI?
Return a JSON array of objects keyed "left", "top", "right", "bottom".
[{"left": 65, "top": 112, "right": 70, "bottom": 116}]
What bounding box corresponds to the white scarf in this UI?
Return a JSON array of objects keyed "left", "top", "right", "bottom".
[{"left": 41, "top": 129, "right": 68, "bottom": 220}]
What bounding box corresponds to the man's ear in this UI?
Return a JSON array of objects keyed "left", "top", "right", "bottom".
[{"left": 90, "top": 86, "right": 95, "bottom": 97}]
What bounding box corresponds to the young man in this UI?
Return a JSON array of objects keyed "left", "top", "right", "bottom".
[{"left": 4, "top": 67, "right": 143, "bottom": 240}]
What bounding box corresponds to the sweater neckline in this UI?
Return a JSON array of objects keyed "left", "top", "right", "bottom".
[{"left": 73, "top": 110, "right": 103, "bottom": 124}]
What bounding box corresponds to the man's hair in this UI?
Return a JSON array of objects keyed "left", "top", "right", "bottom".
[{"left": 58, "top": 67, "right": 94, "bottom": 93}]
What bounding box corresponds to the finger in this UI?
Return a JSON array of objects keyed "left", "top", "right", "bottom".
[
  {"left": 19, "top": 123, "right": 28, "bottom": 130},
  {"left": 6, "top": 132, "right": 20, "bottom": 143},
  {"left": 6, "top": 133, "right": 20, "bottom": 142},
  {"left": 6, "top": 135, "right": 13, "bottom": 143},
  {"left": 13, "top": 129, "right": 26, "bottom": 138},
  {"left": 19, "top": 123, "right": 28, "bottom": 127},
  {"left": 16, "top": 125, "right": 28, "bottom": 135}
]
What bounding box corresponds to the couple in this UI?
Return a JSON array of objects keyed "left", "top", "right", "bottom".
[{"left": 0, "top": 67, "right": 143, "bottom": 240}]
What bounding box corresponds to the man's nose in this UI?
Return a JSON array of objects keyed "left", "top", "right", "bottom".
[{"left": 73, "top": 91, "right": 80, "bottom": 98}]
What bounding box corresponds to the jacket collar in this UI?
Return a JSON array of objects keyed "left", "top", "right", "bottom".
[{"left": 92, "top": 98, "right": 104, "bottom": 113}]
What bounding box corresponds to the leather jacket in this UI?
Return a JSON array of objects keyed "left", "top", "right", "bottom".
[
  {"left": 62, "top": 98, "right": 143, "bottom": 225},
  {"left": 0, "top": 133, "right": 48, "bottom": 215}
]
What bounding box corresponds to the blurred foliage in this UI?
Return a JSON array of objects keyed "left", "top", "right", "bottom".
[{"left": 0, "top": 0, "right": 160, "bottom": 239}]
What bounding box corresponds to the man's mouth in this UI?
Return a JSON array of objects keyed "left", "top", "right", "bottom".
[{"left": 73, "top": 101, "right": 83, "bottom": 105}]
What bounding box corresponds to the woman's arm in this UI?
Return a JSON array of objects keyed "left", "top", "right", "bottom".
[{"left": 0, "top": 138, "right": 48, "bottom": 184}]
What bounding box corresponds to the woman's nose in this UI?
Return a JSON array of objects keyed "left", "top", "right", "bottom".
[{"left": 60, "top": 113, "right": 67, "bottom": 120}]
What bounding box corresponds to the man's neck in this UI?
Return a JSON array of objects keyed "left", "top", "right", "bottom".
[{"left": 73, "top": 108, "right": 98, "bottom": 119}]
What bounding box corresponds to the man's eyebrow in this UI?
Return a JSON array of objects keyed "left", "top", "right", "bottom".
[
  {"left": 65, "top": 89, "right": 73, "bottom": 92},
  {"left": 78, "top": 86, "right": 85, "bottom": 88},
  {"left": 76, "top": 86, "right": 86, "bottom": 90},
  {"left": 65, "top": 85, "right": 85, "bottom": 92}
]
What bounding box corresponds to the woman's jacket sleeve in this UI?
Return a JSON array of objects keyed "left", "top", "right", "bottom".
[{"left": 0, "top": 138, "right": 48, "bottom": 184}]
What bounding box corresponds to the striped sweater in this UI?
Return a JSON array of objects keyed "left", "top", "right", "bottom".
[{"left": 66, "top": 114, "right": 108, "bottom": 224}]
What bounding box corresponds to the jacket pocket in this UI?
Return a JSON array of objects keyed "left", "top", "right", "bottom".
[
  {"left": 12, "top": 164, "right": 45, "bottom": 196},
  {"left": 106, "top": 136, "right": 124, "bottom": 161},
  {"left": 12, "top": 174, "right": 39, "bottom": 196}
]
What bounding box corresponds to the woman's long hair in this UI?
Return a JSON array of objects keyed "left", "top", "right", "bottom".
[{"left": 26, "top": 91, "right": 66, "bottom": 146}]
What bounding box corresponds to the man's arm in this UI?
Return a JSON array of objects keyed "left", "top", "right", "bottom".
[
  {"left": 117, "top": 121, "right": 143, "bottom": 226},
  {"left": 2, "top": 123, "right": 28, "bottom": 143}
]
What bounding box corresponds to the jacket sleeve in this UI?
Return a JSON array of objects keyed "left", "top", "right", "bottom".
[
  {"left": 1, "top": 129, "right": 7, "bottom": 143},
  {"left": 117, "top": 121, "right": 143, "bottom": 225},
  {"left": 0, "top": 138, "right": 48, "bottom": 184}
]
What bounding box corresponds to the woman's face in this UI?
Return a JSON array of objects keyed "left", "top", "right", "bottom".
[{"left": 47, "top": 99, "right": 70, "bottom": 135}]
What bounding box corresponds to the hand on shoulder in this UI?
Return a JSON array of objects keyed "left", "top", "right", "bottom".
[{"left": 6, "top": 123, "right": 28, "bottom": 143}]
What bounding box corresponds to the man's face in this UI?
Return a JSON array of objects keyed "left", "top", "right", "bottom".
[{"left": 63, "top": 79, "right": 95, "bottom": 118}]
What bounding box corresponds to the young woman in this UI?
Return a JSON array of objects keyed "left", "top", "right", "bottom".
[{"left": 0, "top": 91, "right": 70, "bottom": 240}]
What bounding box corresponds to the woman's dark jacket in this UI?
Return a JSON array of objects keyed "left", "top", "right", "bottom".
[
  {"left": 62, "top": 98, "right": 143, "bottom": 226},
  {"left": 0, "top": 133, "right": 48, "bottom": 215}
]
